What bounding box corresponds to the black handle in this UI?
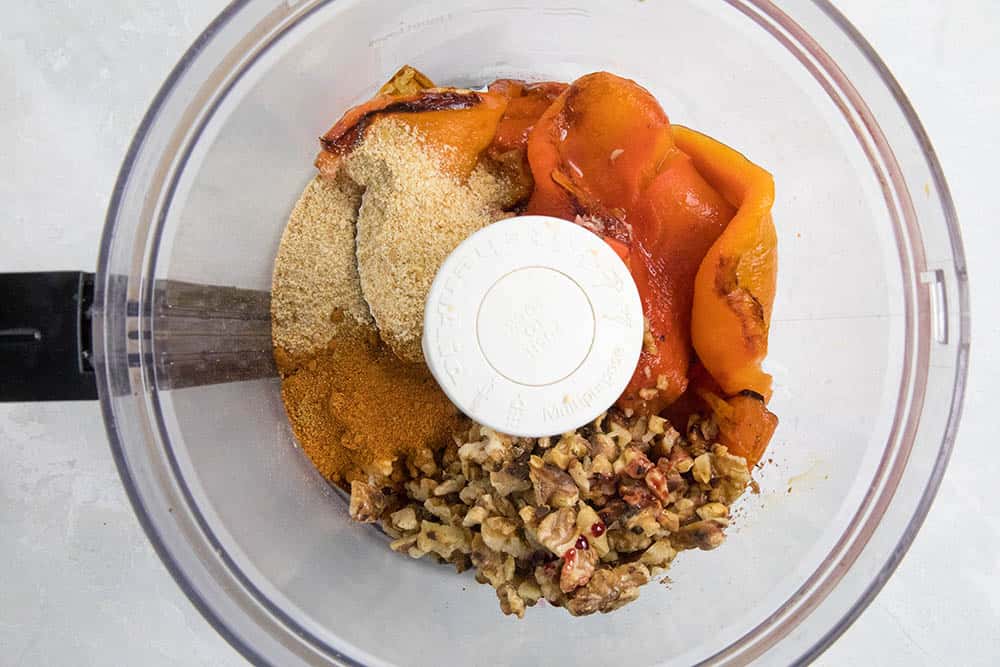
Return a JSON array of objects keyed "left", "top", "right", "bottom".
[{"left": 0, "top": 272, "right": 98, "bottom": 401}]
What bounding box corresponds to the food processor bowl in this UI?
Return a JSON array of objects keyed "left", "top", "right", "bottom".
[{"left": 95, "top": 1, "right": 968, "bottom": 664}]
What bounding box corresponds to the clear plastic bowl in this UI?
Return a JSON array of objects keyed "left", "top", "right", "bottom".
[{"left": 95, "top": 1, "right": 969, "bottom": 664}]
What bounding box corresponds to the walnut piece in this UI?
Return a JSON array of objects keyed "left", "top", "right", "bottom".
[
  {"left": 481, "top": 516, "right": 531, "bottom": 558},
  {"left": 348, "top": 481, "right": 385, "bottom": 523},
  {"left": 390, "top": 506, "right": 418, "bottom": 531},
  {"left": 565, "top": 563, "right": 651, "bottom": 616},
  {"left": 535, "top": 507, "right": 578, "bottom": 556},
  {"left": 529, "top": 456, "right": 580, "bottom": 508},
  {"left": 490, "top": 462, "right": 532, "bottom": 497},
  {"left": 416, "top": 521, "right": 471, "bottom": 559},
  {"left": 560, "top": 544, "right": 598, "bottom": 593},
  {"left": 496, "top": 583, "right": 526, "bottom": 618}
]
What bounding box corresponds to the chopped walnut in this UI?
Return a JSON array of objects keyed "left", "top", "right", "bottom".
[
  {"left": 696, "top": 502, "right": 729, "bottom": 520},
  {"left": 712, "top": 445, "right": 751, "bottom": 483},
  {"left": 433, "top": 475, "right": 466, "bottom": 496},
  {"left": 565, "top": 563, "right": 651, "bottom": 616},
  {"left": 462, "top": 505, "right": 489, "bottom": 527},
  {"left": 607, "top": 420, "right": 632, "bottom": 448},
  {"left": 651, "top": 425, "right": 682, "bottom": 460},
  {"left": 517, "top": 577, "right": 543, "bottom": 605},
  {"left": 423, "top": 496, "right": 455, "bottom": 523},
  {"left": 642, "top": 317, "right": 658, "bottom": 355},
  {"left": 348, "top": 481, "right": 385, "bottom": 523},
  {"left": 692, "top": 453, "right": 712, "bottom": 485},
  {"left": 668, "top": 445, "right": 694, "bottom": 474},
  {"left": 608, "top": 528, "right": 652, "bottom": 553},
  {"left": 624, "top": 506, "right": 661, "bottom": 538},
  {"left": 390, "top": 506, "right": 418, "bottom": 531},
  {"left": 416, "top": 521, "right": 470, "bottom": 559},
  {"left": 489, "top": 462, "right": 531, "bottom": 497},
  {"left": 657, "top": 510, "right": 680, "bottom": 533},
  {"left": 675, "top": 518, "right": 728, "bottom": 551},
  {"left": 673, "top": 497, "right": 697, "bottom": 522},
  {"left": 644, "top": 467, "right": 670, "bottom": 501},
  {"left": 481, "top": 516, "right": 531, "bottom": 558},
  {"left": 535, "top": 507, "right": 578, "bottom": 556},
  {"left": 621, "top": 447, "right": 654, "bottom": 479},
  {"left": 410, "top": 447, "right": 437, "bottom": 477},
  {"left": 560, "top": 544, "right": 598, "bottom": 592},
  {"left": 471, "top": 534, "right": 515, "bottom": 587},
  {"left": 638, "top": 387, "right": 659, "bottom": 401},
  {"left": 590, "top": 453, "right": 613, "bottom": 476},
  {"left": 480, "top": 492, "right": 518, "bottom": 519},
  {"left": 458, "top": 478, "right": 490, "bottom": 506},
  {"left": 591, "top": 433, "right": 618, "bottom": 461},
  {"left": 639, "top": 540, "right": 677, "bottom": 571},
  {"left": 542, "top": 436, "right": 574, "bottom": 470},
  {"left": 405, "top": 477, "right": 438, "bottom": 502},
  {"left": 619, "top": 478, "right": 657, "bottom": 508},
  {"left": 496, "top": 583, "right": 526, "bottom": 618},
  {"left": 587, "top": 472, "right": 617, "bottom": 503},
  {"left": 597, "top": 499, "right": 629, "bottom": 529},
  {"left": 365, "top": 458, "right": 395, "bottom": 479},
  {"left": 389, "top": 534, "right": 418, "bottom": 556},
  {"left": 534, "top": 562, "right": 565, "bottom": 605},
  {"left": 576, "top": 503, "right": 610, "bottom": 556},
  {"left": 529, "top": 456, "right": 579, "bottom": 508},
  {"left": 647, "top": 414, "right": 666, "bottom": 434},
  {"left": 348, "top": 407, "right": 753, "bottom": 617},
  {"left": 567, "top": 459, "right": 590, "bottom": 493}
]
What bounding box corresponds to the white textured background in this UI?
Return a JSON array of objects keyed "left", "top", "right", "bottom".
[{"left": 2, "top": 1, "right": 997, "bottom": 664}]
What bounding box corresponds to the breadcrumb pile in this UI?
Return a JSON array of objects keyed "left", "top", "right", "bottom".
[{"left": 271, "top": 118, "right": 518, "bottom": 482}]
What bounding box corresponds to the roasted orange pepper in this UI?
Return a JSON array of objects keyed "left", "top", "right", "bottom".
[
  {"left": 525, "top": 72, "right": 734, "bottom": 413},
  {"left": 316, "top": 66, "right": 508, "bottom": 180},
  {"left": 699, "top": 390, "right": 777, "bottom": 467},
  {"left": 526, "top": 72, "right": 676, "bottom": 225},
  {"left": 675, "top": 126, "right": 777, "bottom": 400},
  {"left": 664, "top": 363, "right": 777, "bottom": 469}
]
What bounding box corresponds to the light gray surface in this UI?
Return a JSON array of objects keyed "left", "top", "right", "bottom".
[{"left": 1, "top": 1, "right": 997, "bottom": 665}]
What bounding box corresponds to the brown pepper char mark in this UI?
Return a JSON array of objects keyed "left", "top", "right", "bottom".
[
  {"left": 740, "top": 388, "right": 767, "bottom": 402},
  {"left": 713, "top": 254, "right": 767, "bottom": 353},
  {"left": 549, "top": 169, "right": 631, "bottom": 245},
  {"left": 319, "top": 91, "right": 485, "bottom": 155},
  {"left": 543, "top": 84, "right": 632, "bottom": 244}
]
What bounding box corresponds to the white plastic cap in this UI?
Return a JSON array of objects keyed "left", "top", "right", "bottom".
[{"left": 423, "top": 215, "right": 643, "bottom": 437}]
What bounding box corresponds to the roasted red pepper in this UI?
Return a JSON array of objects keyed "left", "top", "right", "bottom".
[
  {"left": 487, "top": 79, "right": 569, "bottom": 156},
  {"left": 525, "top": 72, "right": 734, "bottom": 413}
]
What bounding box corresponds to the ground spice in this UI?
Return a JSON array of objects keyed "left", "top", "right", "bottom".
[{"left": 276, "top": 319, "right": 463, "bottom": 485}]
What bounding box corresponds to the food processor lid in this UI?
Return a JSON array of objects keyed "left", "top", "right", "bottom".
[{"left": 423, "top": 215, "right": 643, "bottom": 437}]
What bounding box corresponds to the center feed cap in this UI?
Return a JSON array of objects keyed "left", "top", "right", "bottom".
[{"left": 423, "top": 216, "right": 643, "bottom": 437}]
